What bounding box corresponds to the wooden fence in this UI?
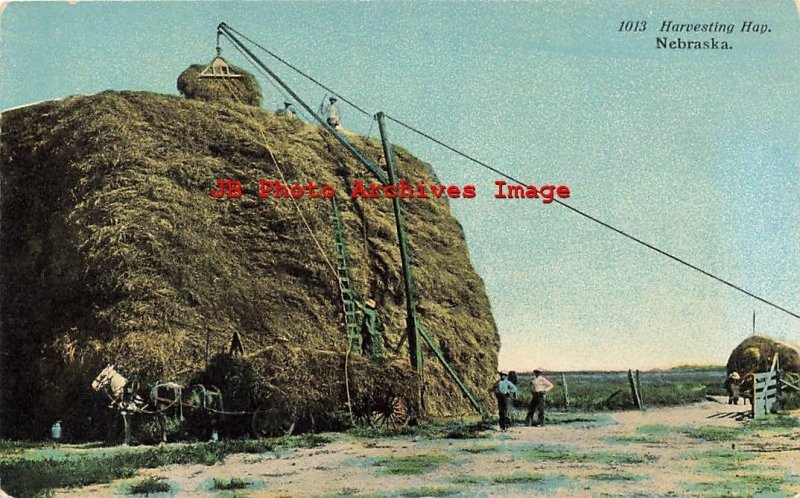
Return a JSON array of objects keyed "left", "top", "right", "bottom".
[{"left": 752, "top": 370, "right": 778, "bottom": 419}]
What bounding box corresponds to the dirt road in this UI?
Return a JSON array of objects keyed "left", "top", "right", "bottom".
[{"left": 55, "top": 399, "right": 800, "bottom": 497}]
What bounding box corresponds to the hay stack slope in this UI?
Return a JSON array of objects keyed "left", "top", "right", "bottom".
[
  {"left": 177, "top": 62, "right": 261, "bottom": 107},
  {"left": 0, "top": 91, "right": 499, "bottom": 439},
  {"left": 726, "top": 335, "right": 800, "bottom": 374}
]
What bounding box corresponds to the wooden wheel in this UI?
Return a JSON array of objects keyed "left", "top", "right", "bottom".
[
  {"left": 371, "top": 396, "right": 409, "bottom": 429},
  {"left": 251, "top": 405, "right": 296, "bottom": 438}
]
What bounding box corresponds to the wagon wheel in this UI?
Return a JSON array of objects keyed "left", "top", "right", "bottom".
[
  {"left": 251, "top": 405, "right": 296, "bottom": 438},
  {"left": 371, "top": 396, "right": 409, "bottom": 429}
]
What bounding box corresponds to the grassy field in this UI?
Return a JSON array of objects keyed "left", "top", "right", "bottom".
[
  {"left": 511, "top": 366, "right": 727, "bottom": 413},
  {"left": 0, "top": 435, "right": 330, "bottom": 498},
  {"left": 0, "top": 366, "right": 733, "bottom": 497}
]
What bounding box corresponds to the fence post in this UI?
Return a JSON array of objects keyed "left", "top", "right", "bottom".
[
  {"left": 561, "top": 372, "right": 570, "bottom": 412},
  {"left": 628, "top": 369, "right": 642, "bottom": 410},
  {"left": 635, "top": 369, "right": 644, "bottom": 409}
]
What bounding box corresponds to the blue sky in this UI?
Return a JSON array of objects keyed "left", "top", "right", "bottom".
[{"left": 2, "top": 1, "right": 798, "bottom": 370}]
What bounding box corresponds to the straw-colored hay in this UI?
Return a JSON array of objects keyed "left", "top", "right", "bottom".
[
  {"left": 177, "top": 63, "right": 261, "bottom": 107},
  {"left": 0, "top": 91, "right": 498, "bottom": 439},
  {"left": 726, "top": 335, "right": 800, "bottom": 375}
]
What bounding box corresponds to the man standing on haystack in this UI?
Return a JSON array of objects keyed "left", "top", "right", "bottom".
[
  {"left": 493, "top": 371, "right": 517, "bottom": 431},
  {"left": 325, "top": 97, "right": 341, "bottom": 128},
  {"left": 277, "top": 101, "right": 295, "bottom": 118},
  {"left": 526, "top": 369, "right": 554, "bottom": 426}
]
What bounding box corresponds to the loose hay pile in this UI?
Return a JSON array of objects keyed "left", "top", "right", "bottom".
[
  {"left": 0, "top": 91, "right": 499, "bottom": 439},
  {"left": 177, "top": 62, "right": 261, "bottom": 107},
  {"left": 726, "top": 335, "right": 800, "bottom": 374}
]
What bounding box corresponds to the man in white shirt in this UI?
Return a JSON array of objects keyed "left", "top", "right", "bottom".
[
  {"left": 493, "top": 371, "right": 517, "bottom": 431},
  {"left": 325, "top": 97, "right": 340, "bottom": 128},
  {"left": 526, "top": 369, "right": 554, "bottom": 426}
]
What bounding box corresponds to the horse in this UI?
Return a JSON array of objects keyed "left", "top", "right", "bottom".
[
  {"left": 91, "top": 365, "right": 222, "bottom": 445},
  {"left": 91, "top": 364, "right": 143, "bottom": 411}
]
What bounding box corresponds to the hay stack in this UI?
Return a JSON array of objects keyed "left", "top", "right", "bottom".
[
  {"left": 177, "top": 62, "right": 261, "bottom": 107},
  {"left": 0, "top": 91, "right": 499, "bottom": 439},
  {"left": 726, "top": 335, "right": 800, "bottom": 374}
]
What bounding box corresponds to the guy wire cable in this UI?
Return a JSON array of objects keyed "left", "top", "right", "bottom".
[{"left": 219, "top": 25, "right": 800, "bottom": 321}]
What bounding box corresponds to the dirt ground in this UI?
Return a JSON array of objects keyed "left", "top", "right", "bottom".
[{"left": 54, "top": 398, "right": 800, "bottom": 497}]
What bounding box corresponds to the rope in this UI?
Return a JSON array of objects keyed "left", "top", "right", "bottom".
[
  {"left": 219, "top": 70, "right": 362, "bottom": 410},
  {"left": 384, "top": 114, "right": 800, "bottom": 321},
  {"left": 225, "top": 25, "right": 372, "bottom": 118},
  {"left": 216, "top": 75, "right": 339, "bottom": 280}
]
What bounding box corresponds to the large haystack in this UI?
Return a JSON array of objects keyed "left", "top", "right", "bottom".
[
  {"left": 0, "top": 91, "right": 499, "bottom": 439},
  {"left": 726, "top": 335, "right": 800, "bottom": 374},
  {"left": 177, "top": 62, "right": 261, "bottom": 107}
]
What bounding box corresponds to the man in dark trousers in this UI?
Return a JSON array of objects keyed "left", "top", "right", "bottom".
[
  {"left": 493, "top": 371, "right": 517, "bottom": 431},
  {"left": 526, "top": 369, "right": 554, "bottom": 426},
  {"left": 724, "top": 371, "right": 741, "bottom": 405}
]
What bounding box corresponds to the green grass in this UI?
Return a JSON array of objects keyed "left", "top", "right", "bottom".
[
  {"left": 0, "top": 439, "right": 53, "bottom": 455},
  {"left": 451, "top": 471, "right": 548, "bottom": 485},
  {"left": 588, "top": 471, "right": 643, "bottom": 481},
  {"left": 128, "top": 476, "right": 171, "bottom": 495},
  {"left": 606, "top": 423, "right": 680, "bottom": 444},
  {"left": 521, "top": 444, "right": 657, "bottom": 465},
  {"left": 0, "top": 435, "right": 331, "bottom": 498},
  {"left": 393, "top": 486, "right": 463, "bottom": 497},
  {"left": 350, "top": 420, "right": 491, "bottom": 440},
  {"left": 461, "top": 444, "right": 498, "bottom": 454},
  {"left": 490, "top": 471, "right": 546, "bottom": 484},
  {"left": 684, "top": 448, "right": 761, "bottom": 473},
  {"left": 372, "top": 454, "right": 453, "bottom": 475},
  {"left": 682, "top": 426, "right": 741, "bottom": 442},
  {"left": 747, "top": 413, "right": 800, "bottom": 431},
  {"left": 450, "top": 475, "right": 482, "bottom": 484},
  {"left": 512, "top": 367, "right": 726, "bottom": 412},
  {"left": 522, "top": 446, "right": 658, "bottom": 465},
  {"left": 211, "top": 477, "right": 251, "bottom": 490},
  {"left": 683, "top": 473, "right": 785, "bottom": 497}
]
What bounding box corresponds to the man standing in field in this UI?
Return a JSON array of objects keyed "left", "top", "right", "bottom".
[
  {"left": 493, "top": 371, "right": 517, "bottom": 431},
  {"left": 724, "top": 371, "right": 741, "bottom": 405},
  {"left": 526, "top": 369, "right": 554, "bottom": 426}
]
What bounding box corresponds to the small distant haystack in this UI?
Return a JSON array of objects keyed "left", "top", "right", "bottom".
[
  {"left": 177, "top": 61, "right": 261, "bottom": 107},
  {"left": 726, "top": 335, "right": 800, "bottom": 374}
]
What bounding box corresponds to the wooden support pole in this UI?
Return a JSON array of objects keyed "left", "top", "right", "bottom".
[
  {"left": 628, "top": 369, "right": 642, "bottom": 410},
  {"left": 377, "top": 112, "right": 424, "bottom": 416},
  {"left": 561, "top": 372, "right": 570, "bottom": 412}
]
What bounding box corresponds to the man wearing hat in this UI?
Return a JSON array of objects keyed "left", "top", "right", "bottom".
[
  {"left": 724, "top": 371, "right": 741, "bottom": 405},
  {"left": 526, "top": 369, "right": 554, "bottom": 426},
  {"left": 277, "top": 101, "right": 295, "bottom": 118},
  {"left": 325, "top": 97, "right": 341, "bottom": 128},
  {"left": 493, "top": 371, "right": 517, "bottom": 430}
]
